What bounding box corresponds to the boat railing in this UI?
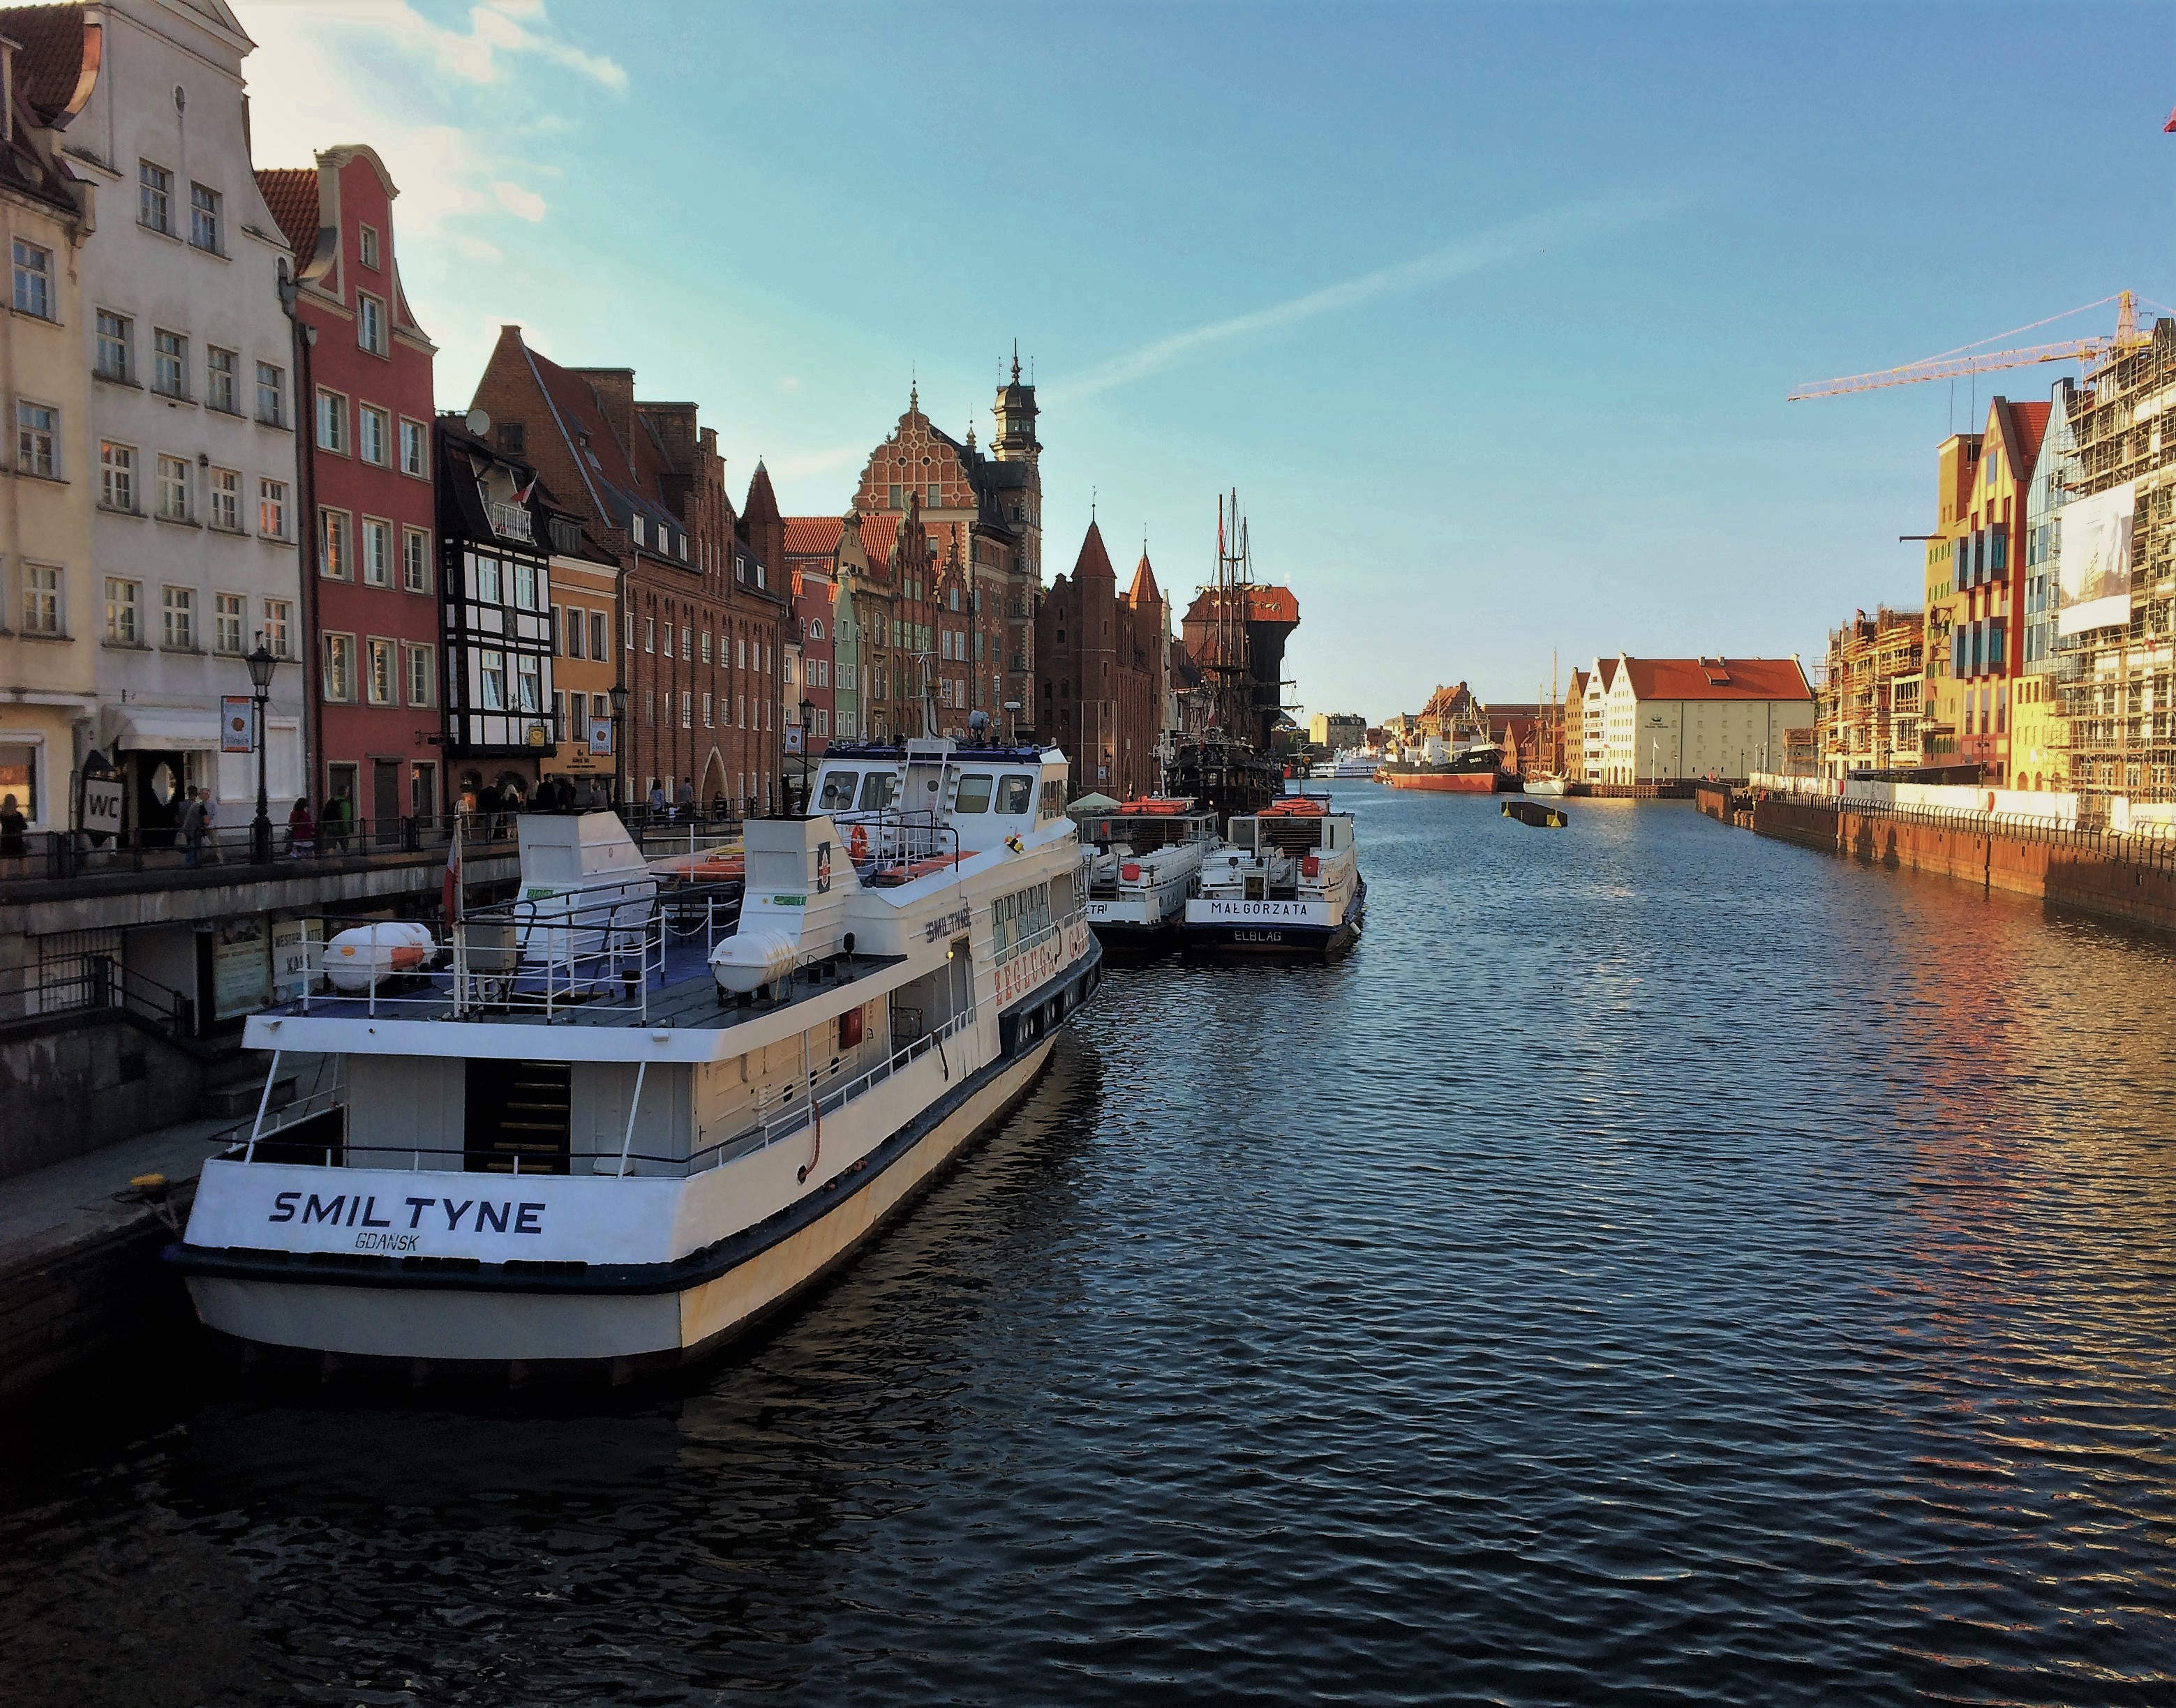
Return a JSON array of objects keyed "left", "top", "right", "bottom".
[
  {"left": 271, "top": 877, "right": 740, "bottom": 1025},
  {"left": 681, "top": 1001, "right": 981, "bottom": 1177},
  {"left": 829, "top": 808, "right": 962, "bottom": 880}
]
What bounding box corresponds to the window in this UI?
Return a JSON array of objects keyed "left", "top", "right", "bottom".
[
  {"left": 997, "top": 774, "right": 1036, "bottom": 814},
  {"left": 156, "top": 455, "right": 189, "bottom": 520},
  {"left": 139, "top": 161, "right": 173, "bottom": 234},
  {"left": 516, "top": 652, "right": 542, "bottom": 712},
  {"left": 663, "top": 621, "right": 674, "bottom": 659},
  {"left": 208, "top": 467, "right": 240, "bottom": 532},
  {"left": 96, "top": 312, "right": 131, "bottom": 381},
  {"left": 256, "top": 361, "right": 285, "bottom": 426},
  {"left": 512, "top": 561, "right": 537, "bottom": 610},
  {"left": 680, "top": 624, "right": 691, "bottom": 657},
  {"left": 11, "top": 240, "right": 52, "bottom": 318},
  {"left": 151, "top": 330, "right": 186, "bottom": 398},
  {"left": 323, "top": 633, "right": 355, "bottom": 702},
  {"left": 22, "top": 564, "right": 61, "bottom": 636},
  {"left": 366, "top": 638, "right": 395, "bottom": 705},
  {"left": 817, "top": 708, "right": 829, "bottom": 737},
  {"left": 701, "top": 629, "right": 712, "bottom": 664},
  {"left": 319, "top": 508, "right": 349, "bottom": 579},
  {"left": 263, "top": 599, "right": 292, "bottom": 658},
  {"left": 403, "top": 527, "right": 430, "bottom": 593},
  {"left": 479, "top": 650, "right": 506, "bottom": 710},
  {"left": 702, "top": 691, "right": 713, "bottom": 726},
  {"left": 315, "top": 389, "right": 348, "bottom": 453},
  {"left": 357, "top": 293, "right": 386, "bottom": 355},
  {"left": 954, "top": 773, "right": 993, "bottom": 813},
  {"left": 361, "top": 518, "right": 392, "bottom": 586},
  {"left": 105, "top": 578, "right": 140, "bottom": 643},
  {"left": 736, "top": 636, "right": 746, "bottom": 669},
  {"left": 593, "top": 612, "right": 608, "bottom": 660},
  {"left": 189, "top": 183, "right": 221, "bottom": 251},
  {"left": 214, "top": 591, "right": 245, "bottom": 654},
  {"left": 810, "top": 617, "right": 824, "bottom": 640},
  {"left": 161, "top": 585, "right": 195, "bottom": 650},
  {"left": 399, "top": 418, "right": 426, "bottom": 477},
  {"left": 358, "top": 405, "right": 388, "bottom": 465},
  {"left": 563, "top": 606, "right": 583, "bottom": 659},
  {"left": 98, "top": 442, "right": 135, "bottom": 511},
  {"left": 552, "top": 689, "right": 566, "bottom": 737},
  {"left": 645, "top": 617, "right": 655, "bottom": 653},
  {"left": 681, "top": 690, "right": 692, "bottom": 729},
  {"left": 258, "top": 478, "right": 288, "bottom": 539},
  {"left": 784, "top": 657, "right": 796, "bottom": 685},
  {"left": 206, "top": 346, "right": 237, "bottom": 414},
  {"left": 407, "top": 642, "right": 433, "bottom": 707},
  {"left": 359, "top": 223, "right": 380, "bottom": 269},
  {"left": 16, "top": 401, "right": 57, "bottom": 477}
]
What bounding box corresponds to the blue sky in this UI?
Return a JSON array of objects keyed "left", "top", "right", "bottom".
[{"left": 241, "top": 1, "right": 2176, "bottom": 721}]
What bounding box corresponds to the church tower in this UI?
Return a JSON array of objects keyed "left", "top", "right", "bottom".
[{"left": 993, "top": 343, "right": 1040, "bottom": 463}]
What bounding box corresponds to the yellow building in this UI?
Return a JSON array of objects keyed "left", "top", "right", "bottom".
[
  {"left": 0, "top": 36, "right": 95, "bottom": 835},
  {"left": 541, "top": 523, "right": 622, "bottom": 807}
]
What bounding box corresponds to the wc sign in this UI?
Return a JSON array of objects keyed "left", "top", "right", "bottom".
[{"left": 81, "top": 776, "right": 123, "bottom": 838}]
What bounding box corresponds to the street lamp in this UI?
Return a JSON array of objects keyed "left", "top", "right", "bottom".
[
  {"left": 246, "top": 636, "right": 278, "bottom": 863},
  {"left": 608, "top": 682, "right": 629, "bottom": 809},
  {"left": 796, "top": 696, "right": 814, "bottom": 815}
]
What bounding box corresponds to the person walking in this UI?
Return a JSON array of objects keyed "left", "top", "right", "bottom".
[
  {"left": 199, "top": 788, "right": 222, "bottom": 864},
  {"left": 676, "top": 777, "right": 694, "bottom": 818},
  {"left": 287, "top": 797, "right": 315, "bottom": 858},
  {"left": 178, "top": 786, "right": 206, "bottom": 867},
  {"left": 648, "top": 779, "right": 667, "bottom": 821}
]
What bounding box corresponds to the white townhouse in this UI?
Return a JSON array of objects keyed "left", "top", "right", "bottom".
[
  {"left": 1590, "top": 654, "right": 1815, "bottom": 785},
  {"left": 36, "top": 0, "right": 306, "bottom": 840}
]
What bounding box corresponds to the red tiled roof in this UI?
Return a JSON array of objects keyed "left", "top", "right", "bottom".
[
  {"left": 2008, "top": 400, "right": 2051, "bottom": 481},
  {"left": 1072, "top": 520, "right": 1115, "bottom": 580},
  {"left": 1182, "top": 585, "right": 1299, "bottom": 626},
  {"left": 1618, "top": 657, "right": 1812, "bottom": 701},
  {"left": 6, "top": 5, "right": 96, "bottom": 126},
  {"left": 1128, "top": 553, "right": 1161, "bottom": 607},
  {"left": 782, "top": 517, "right": 842, "bottom": 557},
  {"left": 253, "top": 167, "right": 318, "bottom": 260},
  {"left": 1595, "top": 659, "right": 1618, "bottom": 691},
  {"left": 496, "top": 330, "right": 674, "bottom": 528}
]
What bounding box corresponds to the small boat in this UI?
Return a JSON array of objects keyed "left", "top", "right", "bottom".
[
  {"left": 1503, "top": 799, "right": 1567, "bottom": 828},
  {"left": 1526, "top": 777, "right": 1568, "bottom": 797},
  {"left": 1074, "top": 797, "right": 1219, "bottom": 951},
  {"left": 1183, "top": 793, "right": 1364, "bottom": 957}
]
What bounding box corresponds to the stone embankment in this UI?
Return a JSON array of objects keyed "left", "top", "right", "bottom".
[{"left": 1696, "top": 784, "right": 2176, "bottom": 936}]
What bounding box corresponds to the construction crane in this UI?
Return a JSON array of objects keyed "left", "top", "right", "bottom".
[{"left": 1787, "top": 292, "right": 2149, "bottom": 400}]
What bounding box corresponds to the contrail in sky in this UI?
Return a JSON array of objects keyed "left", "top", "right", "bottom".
[{"left": 1052, "top": 190, "right": 1685, "bottom": 403}]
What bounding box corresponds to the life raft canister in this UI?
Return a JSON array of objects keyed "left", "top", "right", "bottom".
[
  {"left": 1983, "top": 791, "right": 1996, "bottom": 813},
  {"left": 1120, "top": 862, "right": 1142, "bottom": 883}
]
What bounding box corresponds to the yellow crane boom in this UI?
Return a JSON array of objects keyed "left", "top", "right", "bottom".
[{"left": 1787, "top": 292, "right": 2145, "bottom": 401}]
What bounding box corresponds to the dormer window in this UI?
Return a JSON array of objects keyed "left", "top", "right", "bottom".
[{"left": 631, "top": 514, "right": 647, "bottom": 546}]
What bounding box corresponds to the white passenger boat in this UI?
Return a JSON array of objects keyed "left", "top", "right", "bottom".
[
  {"left": 1074, "top": 797, "right": 1220, "bottom": 950},
  {"left": 167, "top": 738, "right": 1102, "bottom": 1382},
  {"left": 1331, "top": 749, "right": 1383, "bottom": 779},
  {"left": 1182, "top": 795, "right": 1365, "bottom": 957}
]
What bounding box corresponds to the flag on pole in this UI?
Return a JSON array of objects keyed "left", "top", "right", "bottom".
[
  {"left": 514, "top": 474, "right": 538, "bottom": 504},
  {"left": 442, "top": 820, "right": 463, "bottom": 924},
  {"left": 2165, "top": 106, "right": 2176, "bottom": 133}
]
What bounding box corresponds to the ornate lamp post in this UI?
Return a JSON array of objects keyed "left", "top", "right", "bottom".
[
  {"left": 608, "top": 682, "right": 629, "bottom": 810},
  {"left": 797, "top": 696, "right": 814, "bottom": 815},
  {"left": 246, "top": 637, "right": 279, "bottom": 863}
]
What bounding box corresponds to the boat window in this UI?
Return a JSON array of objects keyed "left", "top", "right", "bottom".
[
  {"left": 996, "top": 774, "right": 1034, "bottom": 814},
  {"left": 857, "top": 771, "right": 897, "bottom": 811},
  {"left": 954, "top": 773, "right": 994, "bottom": 813},
  {"left": 1230, "top": 821, "right": 1256, "bottom": 850},
  {"left": 816, "top": 770, "right": 859, "bottom": 813}
]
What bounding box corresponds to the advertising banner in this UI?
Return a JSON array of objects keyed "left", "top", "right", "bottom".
[
  {"left": 588, "top": 718, "right": 613, "bottom": 756},
  {"left": 2057, "top": 482, "right": 2134, "bottom": 636},
  {"left": 220, "top": 697, "right": 254, "bottom": 753},
  {"left": 214, "top": 915, "right": 269, "bottom": 1019}
]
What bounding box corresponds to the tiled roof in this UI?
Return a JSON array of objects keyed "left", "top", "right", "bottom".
[
  {"left": 1073, "top": 520, "right": 1116, "bottom": 580},
  {"left": 782, "top": 517, "right": 842, "bottom": 557},
  {"left": 253, "top": 166, "right": 318, "bottom": 259},
  {"left": 501, "top": 331, "right": 678, "bottom": 542},
  {"left": 2008, "top": 400, "right": 2051, "bottom": 481},
  {"left": 743, "top": 460, "right": 780, "bottom": 524},
  {"left": 1618, "top": 657, "right": 1812, "bottom": 701},
  {"left": 1182, "top": 585, "right": 1300, "bottom": 627},
  {"left": 5, "top": 5, "right": 95, "bottom": 126},
  {"left": 1595, "top": 658, "right": 1618, "bottom": 691},
  {"left": 1128, "top": 553, "right": 1161, "bottom": 607}
]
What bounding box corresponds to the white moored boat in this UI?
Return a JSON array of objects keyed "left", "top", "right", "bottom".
[
  {"left": 1182, "top": 793, "right": 1365, "bottom": 957},
  {"left": 1075, "top": 797, "right": 1219, "bottom": 950},
  {"left": 168, "top": 738, "right": 1101, "bottom": 1382}
]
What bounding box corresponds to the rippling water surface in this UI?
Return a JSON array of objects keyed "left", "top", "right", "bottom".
[{"left": 6, "top": 789, "right": 2176, "bottom": 1706}]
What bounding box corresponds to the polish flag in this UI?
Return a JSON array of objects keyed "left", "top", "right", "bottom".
[
  {"left": 2165, "top": 107, "right": 2176, "bottom": 133},
  {"left": 442, "top": 821, "right": 463, "bottom": 924}
]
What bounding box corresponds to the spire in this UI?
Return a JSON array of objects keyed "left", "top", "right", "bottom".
[
  {"left": 1073, "top": 519, "right": 1115, "bottom": 581},
  {"left": 1129, "top": 550, "right": 1161, "bottom": 608},
  {"left": 909, "top": 366, "right": 918, "bottom": 413},
  {"left": 1011, "top": 338, "right": 1021, "bottom": 383}
]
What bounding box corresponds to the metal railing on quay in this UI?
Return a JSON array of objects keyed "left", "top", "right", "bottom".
[
  {"left": 0, "top": 952, "right": 195, "bottom": 1036},
  {"left": 1743, "top": 787, "right": 2176, "bottom": 868},
  {"left": 0, "top": 811, "right": 528, "bottom": 885}
]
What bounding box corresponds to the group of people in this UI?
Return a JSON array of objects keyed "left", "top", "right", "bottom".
[{"left": 645, "top": 777, "right": 735, "bottom": 822}]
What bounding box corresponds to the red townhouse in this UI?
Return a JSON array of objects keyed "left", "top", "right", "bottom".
[{"left": 258, "top": 147, "right": 441, "bottom": 827}]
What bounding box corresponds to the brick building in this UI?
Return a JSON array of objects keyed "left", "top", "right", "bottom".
[
  {"left": 468, "top": 329, "right": 788, "bottom": 814},
  {"left": 1036, "top": 521, "right": 1168, "bottom": 799},
  {"left": 780, "top": 509, "right": 897, "bottom": 747},
  {"left": 258, "top": 146, "right": 440, "bottom": 825}
]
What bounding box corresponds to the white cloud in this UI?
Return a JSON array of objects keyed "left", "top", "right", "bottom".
[
  {"left": 1052, "top": 191, "right": 1685, "bottom": 402},
  {"left": 491, "top": 181, "right": 548, "bottom": 221}
]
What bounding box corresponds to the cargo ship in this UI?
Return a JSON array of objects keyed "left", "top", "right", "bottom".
[{"left": 1378, "top": 740, "right": 1514, "bottom": 793}]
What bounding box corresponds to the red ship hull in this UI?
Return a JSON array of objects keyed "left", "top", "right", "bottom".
[{"left": 1383, "top": 770, "right": 1505, "bottom": 793}]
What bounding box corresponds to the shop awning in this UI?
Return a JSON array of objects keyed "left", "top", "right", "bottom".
[{"left": 115, "top": 710, "right": 221, "bottom": 751}]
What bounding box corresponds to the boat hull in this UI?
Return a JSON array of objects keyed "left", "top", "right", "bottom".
[
  {"left": 1181, "top": 878, "right": 1365, "bottom": 959},
  {"left": 178, "top": 1031, "right": 1071, "bottom": 1374},
  {"left": 1526, "top": 777, "right": 1569, "bottom": 797},
  {"left": 1383, "top": 770, "right": 1503, "bottom": 793}
]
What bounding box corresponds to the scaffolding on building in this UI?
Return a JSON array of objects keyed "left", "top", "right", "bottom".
[
  {"left": 1814, "top": 607, "right": 1925, "bottom": 780},
  {"left": 2051, "top": 317, "right": 2176, "bottom": 810}
]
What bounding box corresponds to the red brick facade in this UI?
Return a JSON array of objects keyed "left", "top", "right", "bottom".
[
  {"left": 469, "top": 331, "right": 789, "bottom": 814},
  {"left": 1036, "top": 523, "right": 1168, "bottom": 799}
]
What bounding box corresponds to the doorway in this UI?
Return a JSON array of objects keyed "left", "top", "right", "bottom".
[
  {"left": 463, "top": 1058, "right": 572, "bottom": 1174},
  {"left": 372, "top": 760, "right": 401, "bottom": 848}
]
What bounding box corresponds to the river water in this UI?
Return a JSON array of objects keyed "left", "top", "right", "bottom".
[{"left": 4, "top": 788, "right": 2175, "bottom": 1707}]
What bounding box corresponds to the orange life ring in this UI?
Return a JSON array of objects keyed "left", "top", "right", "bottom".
[{"left": 849, "top": 823, "right": 869, "bottom": 863}]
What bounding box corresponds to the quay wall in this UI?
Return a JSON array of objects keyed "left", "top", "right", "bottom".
[{"left": 1732, "top": 794, "right": 2176, "bottom": 937}]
